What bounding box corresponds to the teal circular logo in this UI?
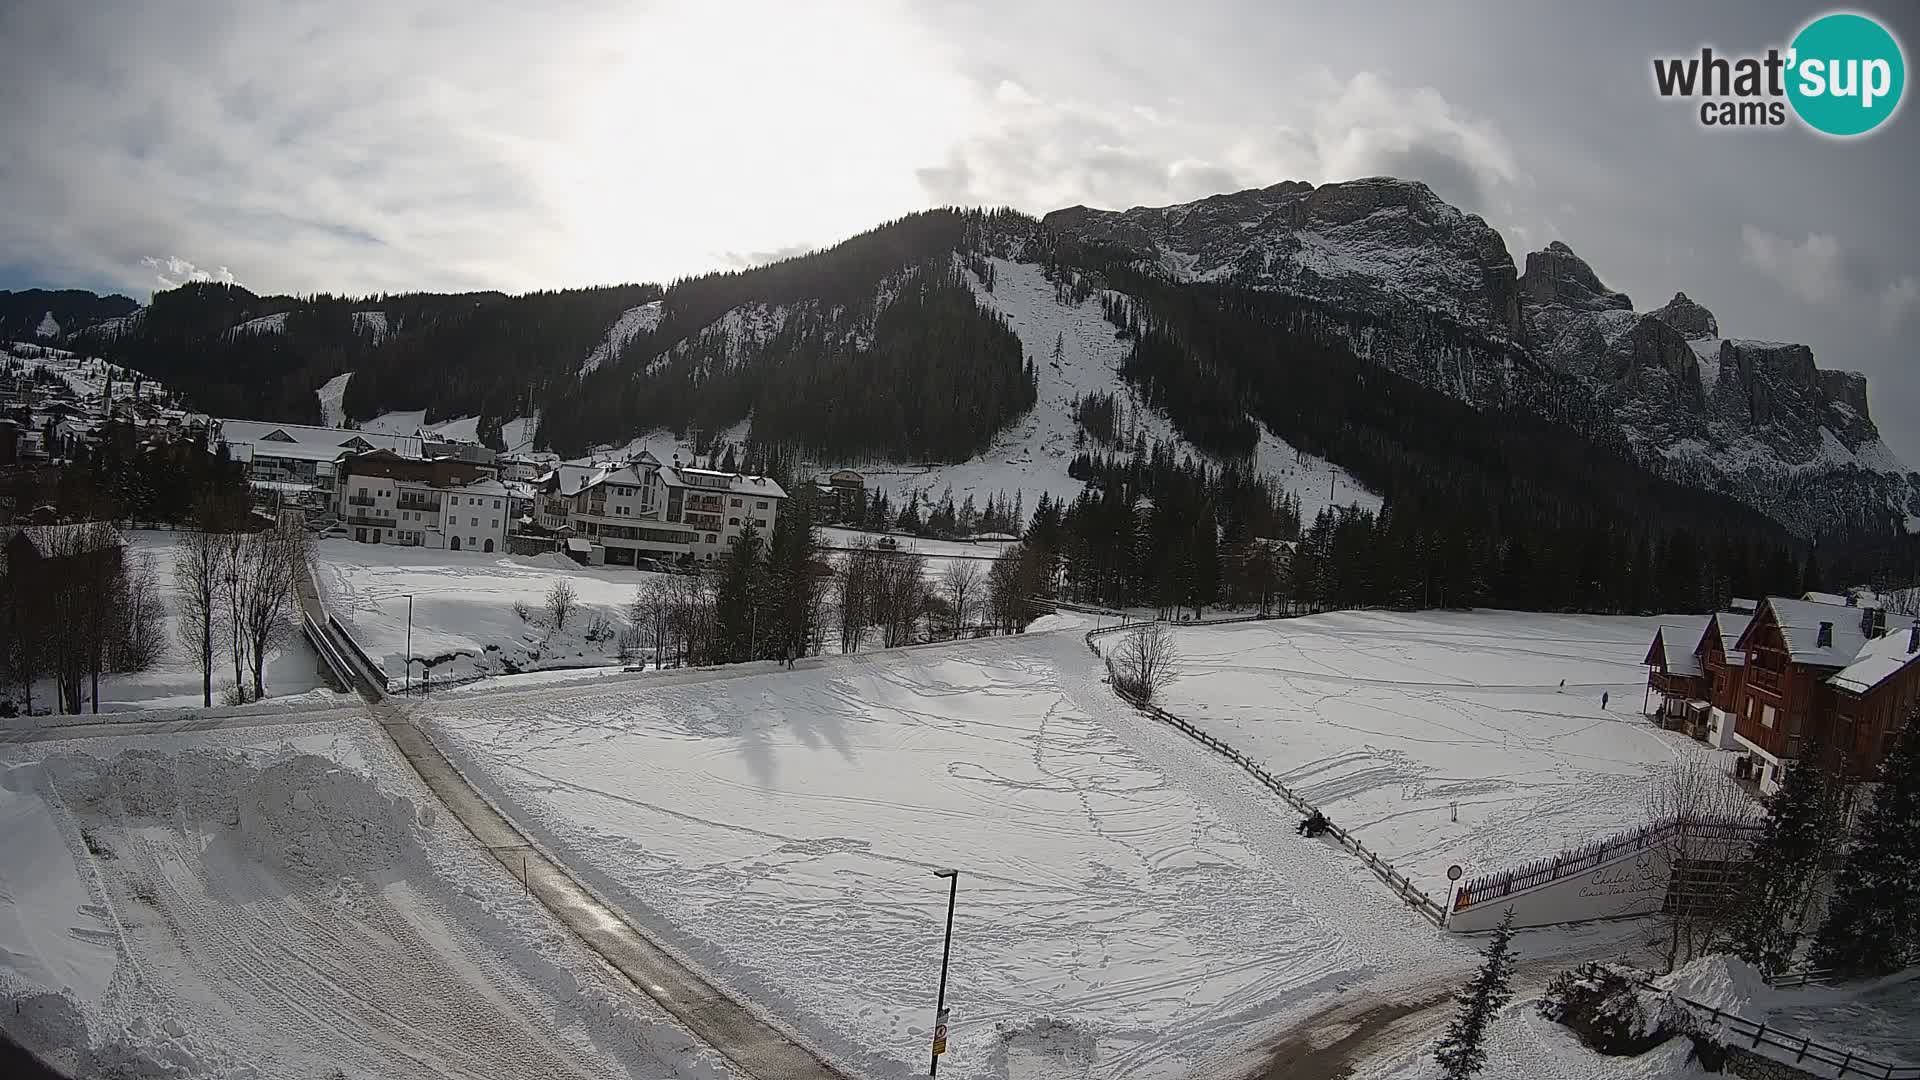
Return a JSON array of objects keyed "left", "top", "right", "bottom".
[{"left": 1787, "top": 12, "right": 1905, "bottom": 136}]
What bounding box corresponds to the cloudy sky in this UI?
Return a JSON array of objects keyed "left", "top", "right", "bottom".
[{"left": 3, "top": 0, "right": 1917, "bottom": 459}]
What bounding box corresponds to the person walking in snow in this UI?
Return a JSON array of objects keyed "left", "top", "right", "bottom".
[
  {"left": 1557, "top": 679, "right": 1565, "bottom": 693},
  {"left": 1601, "top": 691, "right": 1610, "bottom": 710}
]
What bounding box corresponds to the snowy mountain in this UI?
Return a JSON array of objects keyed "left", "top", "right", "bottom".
[{"left": 1042, "top": 178, "right": 1920, "bottom": 536}]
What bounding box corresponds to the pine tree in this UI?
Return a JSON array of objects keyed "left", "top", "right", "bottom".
[
  {"left": 1434, "top": 910, "right": 1517, "bottom": 1080},
  {"left": 1721, "top": 735, "right": 1840, "bottom": 975},
  {"left": 1810, "top": 707, "right": 1920, "bottom": 977},
  {"left": 713, "top": 522, "right": 763, "bottom": 663}
]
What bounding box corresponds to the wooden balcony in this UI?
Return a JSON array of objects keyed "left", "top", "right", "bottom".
[{"left": 1748, "top": 666, "right": 1783, "bottom": 694}]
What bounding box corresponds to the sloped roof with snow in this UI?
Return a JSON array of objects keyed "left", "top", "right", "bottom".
[
  {"left": 1703, "top": 612, "right": 1753, "bottom": 667},
  {"left": 660, "top": 466, "right": 788, "bottom": 499},
  {"left": 217, "top": 418, "right": 421, "bottom": 460},
  {"left": 1759, "top": 597, "right": 1878, "bottom": 667},
  {"left": 1650, "top": 622, "right": 1708, "bottom": 675},
  {"left": 1828, "top": 621, "right": 1920, "bottom": 695}
]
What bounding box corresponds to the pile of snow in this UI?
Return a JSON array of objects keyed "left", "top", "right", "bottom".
[
  {"left": 1654, "top": 955, "right": 1772, "bottom": 1015},
  {"left": 0, "top": 724, "right": 742, "bottom": 1080},
  {"left": 1156, "top": 610, "right": 1729, "bottom": 888}
]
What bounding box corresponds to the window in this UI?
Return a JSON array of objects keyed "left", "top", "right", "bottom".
[
  {"left": 358, "top": 487, "right": 367, "bottom": 496},
  {"left": 754, "top": 518, "right": 766, "bottom": 528},
  {"left": 729, "top": 517, "right": 739, "bottom": 526},
  {"left": 730, "top": 498, "right": 741, "bottom": 507},
  {"left": 705, "top": 533, "right": 717, "bottom": 544},
  {"left": 756, "top": 500, "right": 767, "bottom": 509},
  {"left": 493, "top": 499, "right": 501, "bottom": 509},
  {"left": 471, "top": 517, "right": 479, "bottom": 527},
  {"left": 469, "top": 537, "right": 477, "bottom": 548},
  {"left": 491, "top": 519, "right": 498, "bottom": 529},
  {"left": 1762, "top": 704, "right": 1777, "bottom": 729}
]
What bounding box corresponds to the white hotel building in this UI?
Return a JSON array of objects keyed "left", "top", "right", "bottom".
[{"left": 535, "top": 452, "right": 786, "bottom": 565}]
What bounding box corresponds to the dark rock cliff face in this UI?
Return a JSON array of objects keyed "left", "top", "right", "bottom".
[
  {"left": 1044, "top": 177, "right": 1524, "bottom": 338},
  {"left": 1047, "top": 185, "right": 1919, "bottom": 537}
]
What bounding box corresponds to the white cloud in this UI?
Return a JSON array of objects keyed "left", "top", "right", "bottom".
[
  {"left": 1740, "top": 225, "right": 1844, "bottom": 305},
  {"left": 915, "top": 69, "right": 1522, "bottom": 220},
  {"left": 140, "top": 256, "right": 239, "bottom": 290}
]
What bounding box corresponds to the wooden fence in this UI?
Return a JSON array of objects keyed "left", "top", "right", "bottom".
[
  {"left": 1085, "top": 617, "right": 1448, "bottom": 926},
  {"left": 1453, "top": 815, "right": 1762, "bottom": 912}
]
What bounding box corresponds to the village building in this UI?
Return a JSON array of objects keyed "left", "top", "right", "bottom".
[
  {"left": 335, "top": 449, "right": 511, "bottom": 552},
  {"left": 1644, "top": 591, "right": 1919, "bottom": 796},
  {"left": 531, "top": 452, "right": 786, "bottom": 566}
]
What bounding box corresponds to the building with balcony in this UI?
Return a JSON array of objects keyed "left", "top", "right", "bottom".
[
  {"left": 530, "top": 452, "right": 787, "bottom": 567},
  {"left": 336, "top": 449, "right": 510, "bottom": 552}
]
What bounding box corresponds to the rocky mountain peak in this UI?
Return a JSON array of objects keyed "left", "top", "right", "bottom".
[
  {"left": 1649, "top": 292, "right": 1719, "bottom": 339},
  {"left": 1518, "top": 242, "right": 1631, "bottom": 312}
]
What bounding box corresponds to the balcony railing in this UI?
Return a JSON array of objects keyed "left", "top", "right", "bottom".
[
  {"left": 346, "top": 513, "right": 395, "bottom": 528},
  {"left": 397, "top": 497, "right": 442, "bottom": 512},
  {"left": 1749, "top": 666, "right": 1783, "bottom": 693},
  {"left": 347, "top": 495, "right": 378, "bottom": 507}
]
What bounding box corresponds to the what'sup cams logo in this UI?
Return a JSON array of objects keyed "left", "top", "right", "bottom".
[{"left": 1653, "top": 11, "right": 1905, "bottom": 136}]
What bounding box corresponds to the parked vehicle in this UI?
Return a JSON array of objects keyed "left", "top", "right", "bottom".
[{"left": 877, "top": 536, "right": 898, "bottom": 550}]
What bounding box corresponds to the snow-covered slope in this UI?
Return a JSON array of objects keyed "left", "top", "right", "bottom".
[
  {"left": 225, "top": 311, "right": 289, "bottom": 337},
  {"left": 578, "top": 300, "right": 663, "bottom": 378},
  {"left": 879, "top": 256, "right": 1378, "bottom": 520},
  {"left": 5, "top": 341, "right": 170, "bottom": 409},
  {"left": 352, "top": 309, "right": 389, "bottom": 344},
  {"left": 315, "top": 371, "right": 352, "bottom": 428},
  {"left": 35, "top": 311, "right": 59, "bottom": 338}
]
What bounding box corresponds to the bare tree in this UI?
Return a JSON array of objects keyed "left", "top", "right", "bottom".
[
  {"left": 836, "top": 543, "right": 881, "bottom": 654},
  {"left": 1645, "top": 757, "right": 1753, "bottom": 972},
  {"left": 546, "top": 579, "right": 579, "bottom": 630},
  {"left": 1108, "top": 622, "right": 1179, "bottom": 702},
  {"left": 237, "top": 527, "right": 297, "bottom": 700},
  {"left": 220, "top": 531, "right": 249, "bottom": 696},
  {"left": 942, "top": 560, "right": 983, "bottom": 638},
  {"left": 174, "top": 517, "right": 229, "bottom": 708},
  {"left": 874, "top": 553, "right": 929, "bottom": 647},
  {"left": 114, "top": 551, "right": 168, "bottom": 673}
]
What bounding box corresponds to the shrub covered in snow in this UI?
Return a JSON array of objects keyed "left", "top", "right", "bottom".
[{"left": 1537, "top": 962, "right": 1676, "bottom": 1056}]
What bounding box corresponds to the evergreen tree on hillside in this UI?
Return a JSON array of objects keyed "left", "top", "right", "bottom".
[
  {"left": 1434, "top": 910, "right": 1517, "bottom": 1079},
  {"left": 1721, "top": 736, "right": 1841, "bottom": 975},
  {"left": 763, "top": 486, "right": 822, "bottom": 661},
  {"left": 1811, "top": 708, "right": 1920, "bottom": 977},
  {"left": 713, "top": 522, "right": 764, "bottom": 663}
]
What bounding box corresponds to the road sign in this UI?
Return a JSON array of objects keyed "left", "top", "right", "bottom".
[
  {"left": 1446, "top": 864, "right": 1464, "bottom": 882},
  {"left": 931, "top": 1007, "right": 950, "bottom": 1056}
]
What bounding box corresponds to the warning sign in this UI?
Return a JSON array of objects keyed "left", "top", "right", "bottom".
[{"left": 931, "top": 1007, "right": 951, "bottom": 1056}]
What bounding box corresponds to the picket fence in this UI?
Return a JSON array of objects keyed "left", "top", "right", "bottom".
[{"left": 1452, "top": 814, "right": 1763, "bottom": 912}]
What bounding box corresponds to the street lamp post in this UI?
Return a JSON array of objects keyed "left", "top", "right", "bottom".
[
  {"left": 405, "top": 594, "right": 413, "bottom": 692},
  {"left": 929, "top": 868, "right": 958, "bottom": 1076}
]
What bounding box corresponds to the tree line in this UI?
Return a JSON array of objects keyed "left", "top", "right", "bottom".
[{"left": 1, "top": 523, "right": 165, "bottom": 715}]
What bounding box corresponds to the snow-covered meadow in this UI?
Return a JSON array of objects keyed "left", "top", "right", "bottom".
[
  {"left": 422, "top": 628, "right": 1476, "bottom": 1080},
  {"left": 1154, "top": 611, "right": 1737, "bottom": 890},
  {"left": 0, "top": 718, "right": 738, "bottom": 1080},
  {"left": 309, "top": 539, "right": 670, "bottom": 685}
]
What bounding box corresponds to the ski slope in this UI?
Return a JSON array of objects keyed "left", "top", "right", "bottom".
[
  {"left": 1156, "top": 611, "right": 1737, "bottom": 889},
  {"left": 0, "top": 720, "right": 738, "bottom": 1080},
  {"left": 422, "top": 628, "right": 1487, "bottom": 1080},
  {"left": 315, "top": 371, "right": 352, "bottom": 428},
  {"left": 821, "top": 257, "right": 1378, "bottom": 524}
]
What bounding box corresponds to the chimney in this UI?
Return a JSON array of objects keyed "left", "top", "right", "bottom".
[
  {"left": 1910, "top": 620, "right": 1919, "bottom": 655},
  {"left": 1816, "top": 621, "right": 1833, "bottom": 648},
  {"left": 1864, "top": 606, "right": 1886, "bottom": 639}
]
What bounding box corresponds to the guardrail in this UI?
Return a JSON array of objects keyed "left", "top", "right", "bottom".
[
  {"left": 1454, "top": 815, "right": 1762, "bottom": 912},
  {"left": 299, "top": 607, "right": 357, "bottom": 694},
  {"left": 1084, "top": 615, "right": 1448, "bottom": 926},
  {"left": 326, "top": 613, "right": 391, "bottom": 696},
  {"left": 1661, "top": 990, "right": 1918, "bottom": 1079}
]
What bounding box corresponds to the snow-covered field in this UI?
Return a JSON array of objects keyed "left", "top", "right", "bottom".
[
  {"left": 421, "top": 627, "right": 1502, "bottom": 1080},
  {"left": 11, "top": 531, "right": 334, "bottom": 715},
  {"left": 0, "top": 718, "right": 738, "bottom": 1079},
  {"left": 311, "top": 539, "right": 665, "bottom": 684},
  {"left": 1154, "top": 611, "right": 1733, "bottom": 889}
]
